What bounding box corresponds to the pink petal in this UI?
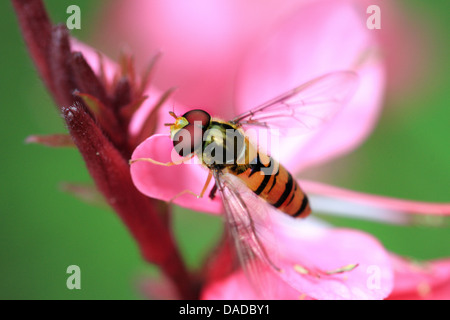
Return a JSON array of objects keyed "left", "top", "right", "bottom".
[
  {"left": 99, "top": 0, "right": 386, "bottom": 173},
  {"left": 202, "top": 214, "right": 393, "bottom": 300},
  {"left": 387, "top": 255, "right": 450, "bottom": 300},
  {"left": 201, "top": 268, "right": 302, "bottom": 300},
  {"left": 70, "top": 38, "right": 117, "bottom": 83},
  {"left": 130, "top": 134, "right": 223, "bottom": 214},
  {"left": 236, "top": 0, "right": 385, "bottom": 172},
  {"left": 274, "top": 214, "right": 393, "bottom": 300},
  {"left": 361, "top": 0, "right": 435, "bottom": 95},
  {"left": 97, "top": 0, "right": 306, "bottom": 117},
  {"left": 301, "top": 179, "right": 450, "bottom": 220},
  {"left": 128, "top": 87, "right": 181, "bottom": 137}
]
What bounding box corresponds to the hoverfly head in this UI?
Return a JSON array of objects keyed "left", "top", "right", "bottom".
[{"left": 169, "top": 109, "right": 211, "bottom": 157}]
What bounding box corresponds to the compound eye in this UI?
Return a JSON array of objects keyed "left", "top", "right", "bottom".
[
  {"left": 173, "top": 123, "right": 204, "bottom": 157},
  {"left": 182, "top": 109, "right": 211, "bottom": 128}
]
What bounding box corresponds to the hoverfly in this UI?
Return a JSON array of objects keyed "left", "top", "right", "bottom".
[{"left": 130, "top": 71, "right": 359, "bottom": 297}]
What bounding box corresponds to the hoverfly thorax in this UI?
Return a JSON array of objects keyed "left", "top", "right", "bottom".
[
  {"left": 168, "top": 109, "right": 211, "bottom": 157},
  {"left": 202, "top": 122, "right": 247, "bottom": 168}
]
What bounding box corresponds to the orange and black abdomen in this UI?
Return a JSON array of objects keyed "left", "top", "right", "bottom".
[
  {"left": 201, "top": 119, "right": 310, "bottom": 217},
  {"left": 233, "top": 153, "right": 311, "bottom": 218}
]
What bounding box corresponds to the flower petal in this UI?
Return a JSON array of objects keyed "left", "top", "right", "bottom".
[
  {"left": 302, "top": 179, "right": 450, "bottom": 224},
  {"left": 70, "top": 38, "right": 117, "bottom": 83},
  {"left": 130, "top": 134, "right": 223, "bottom": 214},
  {"left": 202, "top": 213, "right": 393, "bottom": 300},
  {"left": 274, "top": 214, "right": 393, "bottom": 300},
  {"left": 98, "top": 0, "right": 305, "bottom": 117},
  {"left": 201, "top": 268, "right": 302, "bottom": 300},
  {"left": 387, "top": 255, "right": 450, "bottom": 300},
  {"left": 236, "top": 0, "right": 385, "bottom": 172},
  {"left": 128, "top": 88, "right": 184, "bottom": 138},
  {"left": 362, "top": 0, "right": 434, "bottom": 95}
]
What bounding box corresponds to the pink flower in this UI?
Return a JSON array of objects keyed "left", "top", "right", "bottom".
[
  {"left": 15, "top": 0, "right": 450, "bottom": 300},
  {"left": 201, "top": 214, "right": 394, "bottom": 300},
  {"left": 101, "top": 0, "right": 384, "bottom": 171},
  {"left": 128, "top": 0, "right": 385, "bottom": 210},
  {"left": 359, "top": 0, "right": 435, "bottom": 95},
  {"left": 387, "top": 255, "right": 450, "bottom": 300},
  {"left": 124, "top": 0, "right": 450, "bottom": 299}
]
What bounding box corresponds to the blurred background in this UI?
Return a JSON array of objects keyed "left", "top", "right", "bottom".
[{"left": 1, "top": 0, "right": 448, "bottom": 299}]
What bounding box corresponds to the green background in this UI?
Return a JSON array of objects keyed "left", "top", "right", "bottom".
[{"left": 1, "top": 0, "right": 448, "bottom": 299}]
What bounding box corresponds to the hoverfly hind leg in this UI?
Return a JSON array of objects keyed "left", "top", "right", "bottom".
[
  {"left": 168, "top": 189, "right": 202, "bottom": 204},
  {"left": 168, "top": 171, "right": 213, "bottom": 204}
]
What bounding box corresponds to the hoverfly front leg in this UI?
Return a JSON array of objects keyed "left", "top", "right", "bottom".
[{"left": 129, "top": 153, "right": 194, "bottom": 167}]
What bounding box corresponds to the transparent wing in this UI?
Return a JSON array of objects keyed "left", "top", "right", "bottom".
[
  {"left": 232, "top": 71, "right": 359, "bottom": 135},
  {"left": 213, "top": 170, "right": 282, "bottom": 298}
]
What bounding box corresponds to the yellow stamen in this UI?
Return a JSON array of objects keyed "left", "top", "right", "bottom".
[
  {"left": 326, "top": 263, "right": 359, "bottom": 275},
  {"left": 293, "top": 264, "right": 309, "bottom": 275}
]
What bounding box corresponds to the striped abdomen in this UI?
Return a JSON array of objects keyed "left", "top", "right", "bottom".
[{"left": 231, "top": 152, "right": 311, "bottom": 218}]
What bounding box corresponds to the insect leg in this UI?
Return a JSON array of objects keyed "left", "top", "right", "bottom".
[
  {"left": 168, "top": 170, "right": 213, "bottom": 203},
  {"left": 198, "top": 170, "right": 214, "bottom": 198},
  {"left": 129, "top": 153, "right": 194, "bottom": 167},
  {"left": 208, "top": 184, "right": 217, "bottom": 200}
]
